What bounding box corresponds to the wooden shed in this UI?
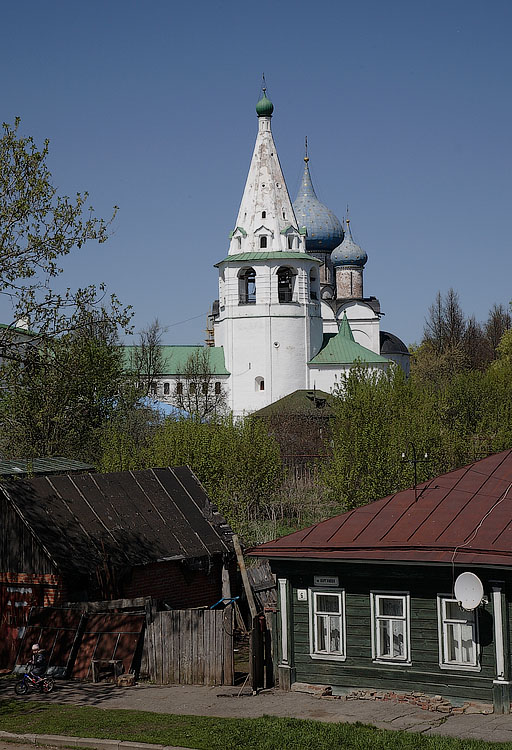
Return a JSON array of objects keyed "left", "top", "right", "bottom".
[
  {"left": 249, "top": 450, "right": 512, "bottom": 712},
  {"left": 0, "top": 467, "right": 235, "bottom": 671}
]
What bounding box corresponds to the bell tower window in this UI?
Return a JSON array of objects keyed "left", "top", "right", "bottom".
[
  {"left": 277, "top": 267, "right": 294, "bottom": 303},
  {"left": 260, "top": 236, "right": 268, "bottom": 249},
  {"left": 310, "top": 269, "right": 318, "bottom": 300},
  {"left": 239, "top": 267, "right": 256, "bottom": 304}
]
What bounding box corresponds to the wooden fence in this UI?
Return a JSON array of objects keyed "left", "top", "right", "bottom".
[{"left": 145, "top": 608, "right": 234, "bottom": 685}]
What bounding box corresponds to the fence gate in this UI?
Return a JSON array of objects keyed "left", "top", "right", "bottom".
[{"left": 145, "top": 608, "right": 234, "bottom": 685}]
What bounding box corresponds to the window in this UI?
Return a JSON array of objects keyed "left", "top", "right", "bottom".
[
  {"left": 287, "top": 235, "right": 294, "bottom": 250},
  {"left": 189, "top": 382, "right": 196, "bottom": 394},
  {"left": 176, "top": 382, "right": 183, "bottom": 395},
  {"left": 202, "top": 382, "right": 208, "bottom": 395},
  {"left": 239, "top": 268, "right": 256, "bottom": 304},
  {"left": 277, "top": 267, "right": 294, "bottom": 303},
  {"left": 262, "top": 211, "right": 266, "bottom": 218},
  {"left": 163, "top": 382, "right": 170, "bottom": 395},
  {"left": 214, "top": 381, "right": 221, "bottom": 395},
  {"left": 255, "top": 377, "right": 264, "bottom": 392},
  {"left": 310, "top": 589, "right": 345, "bottom": 659},
  {"left": 260, "top": 235, "right": 267, "bottom": 249},
  {"left": 371, "top": 593, "right": 410, "bottom": 663},
  {"left": 310, "top": 270, "right": 318, "bottom": 300},
  {"left": 150, "top": 381, "right": 157, "bottom": 396},
  {"left": 438, "top": 598, "right": 479, "bottom": 669}
]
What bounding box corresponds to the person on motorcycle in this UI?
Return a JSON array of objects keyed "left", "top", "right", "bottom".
[{"left": 28, "top": 644, "right": 48, "bottom": 683}]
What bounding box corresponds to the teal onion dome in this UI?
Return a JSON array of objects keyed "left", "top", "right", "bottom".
[
  {"left": 331, "top": 220, "right": 367, "bottom": 267},
  {"left": 293, "top": 159, "right": 344, "bottom": 252},
  {"left": 256, "top": 89, "right": 274, "bottom": 117}
]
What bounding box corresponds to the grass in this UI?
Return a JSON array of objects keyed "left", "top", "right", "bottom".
[{"left": 0, "top": 700, "right": 511, "bottom": 750}]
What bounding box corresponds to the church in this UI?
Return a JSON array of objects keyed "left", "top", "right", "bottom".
[{"left": 150, "top": 88, "right": 409, "bottom": 416}]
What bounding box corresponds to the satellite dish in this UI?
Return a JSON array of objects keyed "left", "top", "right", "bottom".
[{"left": 454, "top": 572, "right": 484, "bottom": 611}]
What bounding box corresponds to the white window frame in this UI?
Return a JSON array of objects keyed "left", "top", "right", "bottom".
[
  {"left": 437, "top": 595, "right": 480, "bottom": 671},
  {"left": 370, "top": 592, "right": 411, "bottom": 664},
  {"left": 309, "top": 588, "right": 346, "bottom": 661}
]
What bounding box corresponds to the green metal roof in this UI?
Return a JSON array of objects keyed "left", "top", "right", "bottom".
[
  {"left": 229, "top": 226, "right": 247, "bottom": 238},
  {"left": 309, "top": 314, "right": 390, "bottom": 366},
  {"left": 0, "top": 322, "right": 38, "bottom": 336},
  {"left": 0, "top": 457, "right": 94, "bottom": 477},
  {"left": 215, "top": 252, "right": 321, "bottom": 267},
  {"left": 122, "top": 345, "right": 230, "bottom": 376}
]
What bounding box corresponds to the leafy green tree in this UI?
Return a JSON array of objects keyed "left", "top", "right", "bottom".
[
  {"left": 323, "top": 364, "right": 497, "bottom": 511},
  {"left": 101, "top": 414, "right": 283, "bottom": 537},
  {"left": 0, "top": 310, "right": 142, "bottom": 463},
  {"left": 0, "top": 119, "right": 130, "bottom": 361}
]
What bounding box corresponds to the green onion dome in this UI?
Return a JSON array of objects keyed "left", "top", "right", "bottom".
[{"left": 256, "top": 89, "right": 274, "bottom": 117}]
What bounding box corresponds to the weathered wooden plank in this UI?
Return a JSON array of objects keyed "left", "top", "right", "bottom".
[
  {"left": 172, "top": 611, "right": 181, "bottom": 684},
  {"left": 215, "top": 610, "right": 223, "bottom": 684},
  {"left": 223, "top": 607, "right": 234, "bottom": 685}
]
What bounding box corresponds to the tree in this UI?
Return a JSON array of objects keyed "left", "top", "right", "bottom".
[
  {"left": 172, "top": 349, "right": 227, "bottom": 419},
  {"left": 0, "top": 119, "right": 130, "bottom": 361},
  {"left": 485, "top": 303, "right": 512, "bottom": 356},
  {"left": 128, "top": 319, "right": 165, "bottom": 397},
  {"left": 0, "top": 309, "right": 141, "bottom": 463},
  {"left": 100, "top": 413, "right": 283, "bottom": 538}
]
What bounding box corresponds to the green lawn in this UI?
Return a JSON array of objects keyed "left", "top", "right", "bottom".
[{"left": 0, "top": 700, "right": 510, "bottom": 750}]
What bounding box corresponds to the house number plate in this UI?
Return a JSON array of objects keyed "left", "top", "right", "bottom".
[{"left": 314, "top": 576, "right": 339, "bottom": 587}]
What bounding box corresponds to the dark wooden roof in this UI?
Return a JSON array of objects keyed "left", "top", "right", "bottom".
[
  {"left": 249, "top": 450, "right": 512, "bottom": 567},
  {"left": 1, "top": 467, "right": 234, "bottom": 576}
]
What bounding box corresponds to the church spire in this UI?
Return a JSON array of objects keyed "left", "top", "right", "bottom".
[{"left": 228, "top": 86, "right": 303, "bottom": 256}]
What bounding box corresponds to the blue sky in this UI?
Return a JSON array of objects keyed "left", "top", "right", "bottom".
[{"left": 1, "top": 0, "right": 511, "bottom": 347}]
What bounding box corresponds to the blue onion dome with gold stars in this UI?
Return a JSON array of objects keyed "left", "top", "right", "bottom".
[
  {"left": 331, "top": 219, "right": 368, "bottom": 267},
  {"left": 293, "top": 154, "right": 344, "bottom": 252}
]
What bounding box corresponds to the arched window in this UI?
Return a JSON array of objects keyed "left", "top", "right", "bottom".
[
  {"left": 262, "top": 211, "right": 266, "bottom": 218},
  {"left": 239, "top": 267, "right": 256, "bottom": 304},
  {"left": 277, "top": 267, "right": 294, "bottom": 303},
  {"left": 260, "top": 235, "right": 267, "bottom": 249},
  {"left": 255, "top": 377, "right": 265, "bottom": 391},
  {"left": 310, "top": 269, "right": 318, "bottom": 300}
]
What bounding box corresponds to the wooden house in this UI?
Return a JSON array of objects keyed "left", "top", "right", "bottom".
[
  {"left": 249, "top": 450, "right": 512, "bottom": 712},
  {"left": 0, "top": 467, "right": 235, "bottom": 670}
]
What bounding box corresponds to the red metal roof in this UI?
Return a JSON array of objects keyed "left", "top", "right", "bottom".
[{"left": 248, "top": 450, "right": 512, "bottom": 567}]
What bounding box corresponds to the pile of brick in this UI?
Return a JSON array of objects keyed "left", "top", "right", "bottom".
[{"left": 344, "top": 689, "right": 493, "bottom": 714}]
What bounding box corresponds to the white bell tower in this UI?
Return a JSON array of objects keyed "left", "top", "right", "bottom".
[{"left": 214, "top": 87, "right": 323, "bottom": 415}]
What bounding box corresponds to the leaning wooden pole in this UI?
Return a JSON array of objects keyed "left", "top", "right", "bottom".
[{"left": 232, "top": 534, "right": 258, "bottom": 620}]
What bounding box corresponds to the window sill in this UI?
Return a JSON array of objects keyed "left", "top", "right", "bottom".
[
  {"left": 439, "top": 662, "right": 481, "bottom": 672},
  {"left": 372, "top": 659, "right": 412, "bottom": 667},
  {"left": 310, "top": 652, "right": 346, "bottom": 662}
]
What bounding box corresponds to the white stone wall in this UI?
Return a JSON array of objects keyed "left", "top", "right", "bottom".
[{"left": 215, "top": 258, "right": 323, "bottom": 415}]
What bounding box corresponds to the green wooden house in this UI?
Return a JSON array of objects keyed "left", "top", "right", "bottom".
[{"left": 248, "top": 450, "right": 512, "bottom": 712}]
